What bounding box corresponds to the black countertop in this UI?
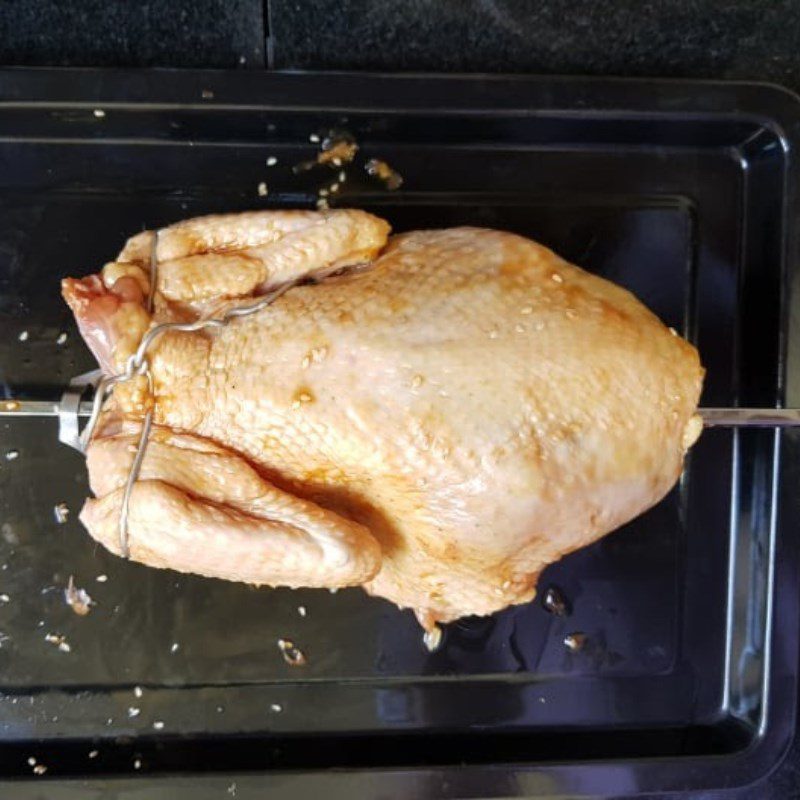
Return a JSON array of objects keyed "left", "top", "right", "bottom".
[
  {"left": 1, "top": 3, "right": 800, "bottom": 799},
  {"left": 0, "top": 0, "right": 799, "bottom": 93}
]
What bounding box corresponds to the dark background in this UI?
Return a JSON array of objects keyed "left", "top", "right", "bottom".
[
  {"left": 0, "top": 0, "right": 799, "bottom": 93},
  {"left": 2, "top": 2, "right": 800, "bottom": 798}
]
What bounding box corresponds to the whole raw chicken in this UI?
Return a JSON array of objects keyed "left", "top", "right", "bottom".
[{"left": 62, "top": 209, "right": 704, "bottom": 632}]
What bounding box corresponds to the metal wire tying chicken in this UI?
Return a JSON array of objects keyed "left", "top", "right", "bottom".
[{"left": 62, "top": 209, "right": 704, "bottom": 633}]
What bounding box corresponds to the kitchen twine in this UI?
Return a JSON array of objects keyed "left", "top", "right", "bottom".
[{"left": 78, "top": 230, "right": 348, "bottom": 558}]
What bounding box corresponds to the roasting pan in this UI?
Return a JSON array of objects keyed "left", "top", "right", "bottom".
[{"left": 0, "top": 69, "right": 798, "bottom": 799}]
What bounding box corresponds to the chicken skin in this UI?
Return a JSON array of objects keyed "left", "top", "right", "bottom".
[{"left": 63, "top": 210, "right": 704, "bottom": 630}]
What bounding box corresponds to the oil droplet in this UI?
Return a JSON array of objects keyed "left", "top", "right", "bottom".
[
  {"left": 277, "top": 638, "right": 307, "bottom": 666},
  {"left": 488, "top": 329, "right": 499, "bottom": 339},
  {"left": 365, "top": 158, "right": 403, "bottom": 190},
  {"left": 534, "top": 321, "right": 546, "bottom": 331},
  {"left": 411, "top": 374, "right": 424, "bottom": 388},
  {"left": 564, "top": 632, "right": 587, "bottom": 652},
  {"left": 520, "top": 306, "right": 533, "bottom": 315},
  {"left": 515, "top": 323, "right": 525, "bottom": 333},
  {"left": 565, "top": 309, "right": 577, "bottom": 320},
  {"left": 423, "top": 625, "right": 442, "bottom": 652},
  {"left": 301, "top": 355, "right": 312, "bottom": 369},
  {"left": 551, "top": 273, "right": 563, "bottom": 284},
  {"left": 542, "top": 585, "right": 570, "bottom": 616}
]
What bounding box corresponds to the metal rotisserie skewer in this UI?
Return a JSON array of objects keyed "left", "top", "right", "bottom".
[{"left": 1, "top": 400, "right": 800, "bottom": 428}]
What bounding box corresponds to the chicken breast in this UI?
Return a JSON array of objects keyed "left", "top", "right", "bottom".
[{"left": 62, "top": 209, "right": 704, "bottom": 630}]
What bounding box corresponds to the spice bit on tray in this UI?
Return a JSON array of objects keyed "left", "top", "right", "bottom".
[
  {"left": 153, "top": 720, "right": 165, "bottom": 730},
  {"left": 133, "top": 686, "right": 143, "bottom": 699},
  {"left": 542, "top": 585, "right": 570, "bottom": 617},
  {"left": 88, "top": 749, "right": 99, "bottom": 759},
  {"left": 18, "top": 331, "right": 28, "bottom": 342},
  {"left": 54, "top": 503, "right": 70, "bottom": 525},
  {"left": 266, "top": 156, "right": 278, "bottom": 167},
  {"left": 297, "top": 605, "right": 307, "bottom": 618},
  {"left": 64, "top": 575, "right": 93, "bottom": 616},
  {"left": 133, "top": 758, "right": 142, "bottom": 770},
  {"left": 93, "top": 109, "right": 105, "bottom": 119},
  {"left": 293, "top": 130, "right": 359, "bottom": 175},
  {"left": 96, "top": 574, "right": 108, "bottom": 583},
  {"left": 257, "top": 182, "right": 268, "bottom": 197},
  {"left": 127, "top": 707, "right": 140, "bottom": 718},
  {"left": 365, "top": 158, "right": 403, "bottom": 190},
  {"left": 270, "top": 703, "right": 283, "bottom": 713},
  {"left": 563, "top": 632, "right": 588, "bottom": 652},
  {"left": 5, "top": 450, "right": 19, "bottom": 461},
  {"left": 56, "top": 331, "right": 68, "bottom": 345},
  {"left": 170, "top": 642, "right": 180, "bottom": 654},
  {"left": 277, "top": 638, "right": 307, "bottom": 667},
  {"left": 44, "top": 633, "right": 71, "bottom": 652},
  {"left": 0, "top": 594, "right": 9, "bottom": 603},
  {"left": 318, "top": 134, "right": 359, "bottom": 167},
  {"left": 2, "top": 400, "right": 20, "bottom": 412}
]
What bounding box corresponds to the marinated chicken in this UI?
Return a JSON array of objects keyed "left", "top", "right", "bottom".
[{"left": 62, "top": 209, "right": 704, "bottom": 630}]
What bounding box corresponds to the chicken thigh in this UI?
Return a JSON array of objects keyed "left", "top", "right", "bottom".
[{"left": 63, "top": 209, "right": 704, "bottom": 630}]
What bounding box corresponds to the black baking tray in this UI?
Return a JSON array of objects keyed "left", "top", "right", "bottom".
[{"left": 0, "top": 68, "right": 798, "bottom": 799}]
